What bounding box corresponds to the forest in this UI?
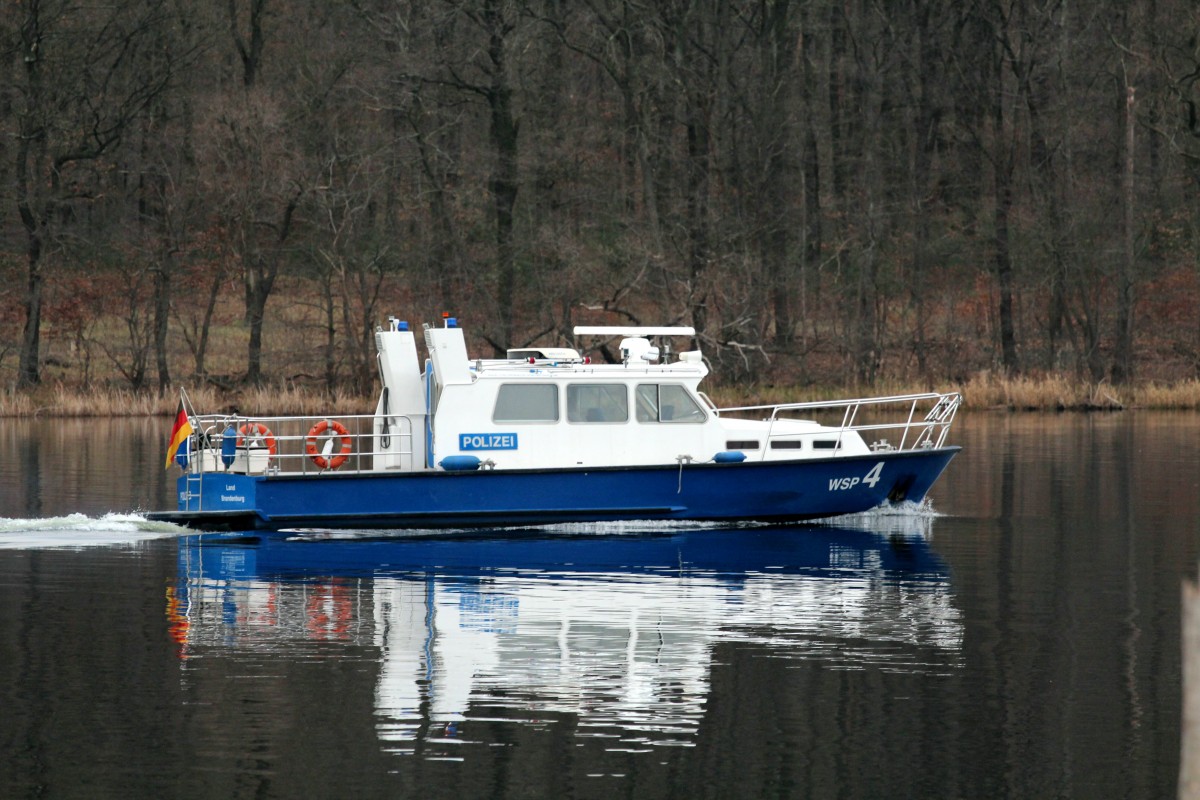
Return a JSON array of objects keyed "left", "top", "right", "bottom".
[{"left": 2, "top": 0, "right": 1200, "bottom": 398}]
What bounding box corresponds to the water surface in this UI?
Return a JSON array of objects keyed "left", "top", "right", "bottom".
[{"left": 0, "top": 412, "right": 1192, "bottom": 798}]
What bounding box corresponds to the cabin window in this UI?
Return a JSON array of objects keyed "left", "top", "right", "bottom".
[
  {"left": 635, "top": 384, "right": 707, "bottom": 423},
  {"left": 493, "top": 384, "right": 559, "bottom": 422},
  {"left": 770, "top": 440, "right": 804, "bottom": 450},
  {"left": 812, "top": 439, "right": 840, "bottom": 450},
  {"left": 726, "top": 440, "right": 760, "bottom": 450},
  {"left": 567, "top": 384, "right": 628, "bottom": 423}
]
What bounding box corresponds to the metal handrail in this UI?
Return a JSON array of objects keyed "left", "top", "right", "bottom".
[
  {"left": 179, "top": 391, "right": 961, "bottom": 482},
  {"left": 183, "top": 412, "right": 416, "bottom": 478},
  {"left": 716, "top": 391, "right": 961, "bottom": 454}
]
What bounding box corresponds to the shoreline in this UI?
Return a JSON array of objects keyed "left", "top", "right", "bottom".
[{"left": 4, "top": 374, "right": 1200, "bottom": 417}]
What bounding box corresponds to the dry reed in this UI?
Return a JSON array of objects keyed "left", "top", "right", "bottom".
[
  {"left": 959, "top": 372, "right": 1125, "bottom": 410},
  {"left": 707, "top": 372, "right": 1199, "bottom": 412},
  {"left": 1132, "top": 379, "right": 1200, "bottom": 410},
  {"left": 4, "top": 373, "right": 1200, "bottom": 418},
  {"left": 0, "top": 382, "right": 372, "bottom": 418}
]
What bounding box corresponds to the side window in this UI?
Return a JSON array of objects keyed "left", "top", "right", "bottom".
[
  {"left": 635, "top": 384, "right": 659, "bottom": 422},
  {"left": 567, "top": 384, "right": 629, "bottom": 423},
  {"left": 636, "top": 384, "right": 706, "bottom": 423},
  {"left": 493, "top": 384, "right": 559, "bottom": 422}
]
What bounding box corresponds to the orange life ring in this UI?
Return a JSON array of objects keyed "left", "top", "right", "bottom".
[
  {"left": 306, "top": 419, "right": 353, "bottom": 470},
  {"left": 237, "top": 422, "right": 277, "bottom": 455}
]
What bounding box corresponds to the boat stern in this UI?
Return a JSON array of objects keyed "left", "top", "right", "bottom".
[{"left": 177, "top": 472, "right": 259, "bottom": 514}]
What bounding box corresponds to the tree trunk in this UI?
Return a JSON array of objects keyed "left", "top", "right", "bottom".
[
  {"left": 994, "top": 174, "right": 1018, "bottom": 374},
  {"left": 229, "top": 0, "right": 267, "bottom": 88},
  {"left": 154, "top": 248, "right": 173, "bottom": 393},
  {"left": 799, "top": 34, "right": 822, "bottom": 361},
  {"left": 192, "top": 269, "right": 224, "bottom": 379},
  {"left": 1113, "top": 84, "right": 1136, "bottom": 383},
  {"left": 676, "top": 0, "right": 723, "bottom": 341},
  {"left": 245, "top": 260, "right": 268, "bottom": 385},
  {"left": 684, "top": 97, "right": 711, "bottom": 338},
  {"left": 410, "top": 90, "right": 464, "bottom": 308},
  {"left": 992, "top": 61, "right": 1018, "bottom": 374},
  {"left": 322, "top": 271, "right": 337, "bottom": 390},
  {"left": 244, "top": 191, "right": 298, "bottom": 384},
  {"left": 484, "top": 0, "right": 520, "bottom": 355},
  {"left": 761, "top": 0, "right": 795, "bottom": 347},
  {"left": 15, "top": 1, "right": 46, "bottom": 388},
  {"left": 17, "top": 227, "right": 45, "bottom": 389},
  {"left": 857, "top": 150, "right": 882, "bottom": 384}
]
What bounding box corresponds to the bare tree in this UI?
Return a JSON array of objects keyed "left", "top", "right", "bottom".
[{"left": 8, "top": 0, "right": 175, "bottom": 387}]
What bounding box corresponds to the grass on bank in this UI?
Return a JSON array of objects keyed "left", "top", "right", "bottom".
[
  {"left": 709, "top": 373, "right": 1200, "bottom": 411},
  {"left": 0, "top": 383, "right": 370, "bottom": 418},
  {"left": 5, "top": 373, "right": 1200, "bottom": 417},
  {"left": 959, "top": 373, "right": 1200, "bottom": 411}
]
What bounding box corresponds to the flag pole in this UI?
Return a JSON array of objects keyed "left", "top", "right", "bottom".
[{"left": 179, "top": 385, "right": 196, "bottom": 420}]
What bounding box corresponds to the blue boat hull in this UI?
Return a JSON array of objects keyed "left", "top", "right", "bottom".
[{"left": 151, "top": 447, "right": 959, "bottom": 531}]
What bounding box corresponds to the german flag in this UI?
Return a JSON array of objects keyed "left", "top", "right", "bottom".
[{"left": 165, "top": 401, "right": 193, "bottom": 468}]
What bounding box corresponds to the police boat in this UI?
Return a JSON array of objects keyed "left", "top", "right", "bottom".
[{"left": 149, "top": 316, "right": 961, "bottom": 532}]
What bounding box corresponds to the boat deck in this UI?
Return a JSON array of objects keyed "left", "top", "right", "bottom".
[{"left": 176, "top": 391, "right": 960, "bottom": 479}]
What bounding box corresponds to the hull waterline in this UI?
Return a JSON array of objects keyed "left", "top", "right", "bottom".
[{"left": 148, "top": 447, "right": 959, "bottom": 532}]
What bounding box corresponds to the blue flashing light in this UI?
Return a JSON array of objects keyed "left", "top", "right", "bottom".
[
  {"left": 446, "top": 317, "right": 458, "bottom": 328},
  {"left": 398, "top": 321, "right": 409, "bottom": 331}
]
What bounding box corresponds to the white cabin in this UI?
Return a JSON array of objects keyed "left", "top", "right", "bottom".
[{"left": 370, "top": 318, "right": 874, "bottom": 473}]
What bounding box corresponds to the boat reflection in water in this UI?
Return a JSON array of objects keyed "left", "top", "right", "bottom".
[{"left": 170, "top": 512, "right": 962, "bottom": 756}]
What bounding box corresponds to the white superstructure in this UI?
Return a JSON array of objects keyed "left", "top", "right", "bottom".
[
  {"left": 363, "top": 317, "right": 949, "bottom": 473},
  {"left": 175, "top": 316, "right": 959, "bottom": 479}
]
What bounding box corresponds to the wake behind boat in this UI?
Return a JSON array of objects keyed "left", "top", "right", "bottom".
[{"left": 148, "top": 317, "right": 961, "bottom": 531}]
